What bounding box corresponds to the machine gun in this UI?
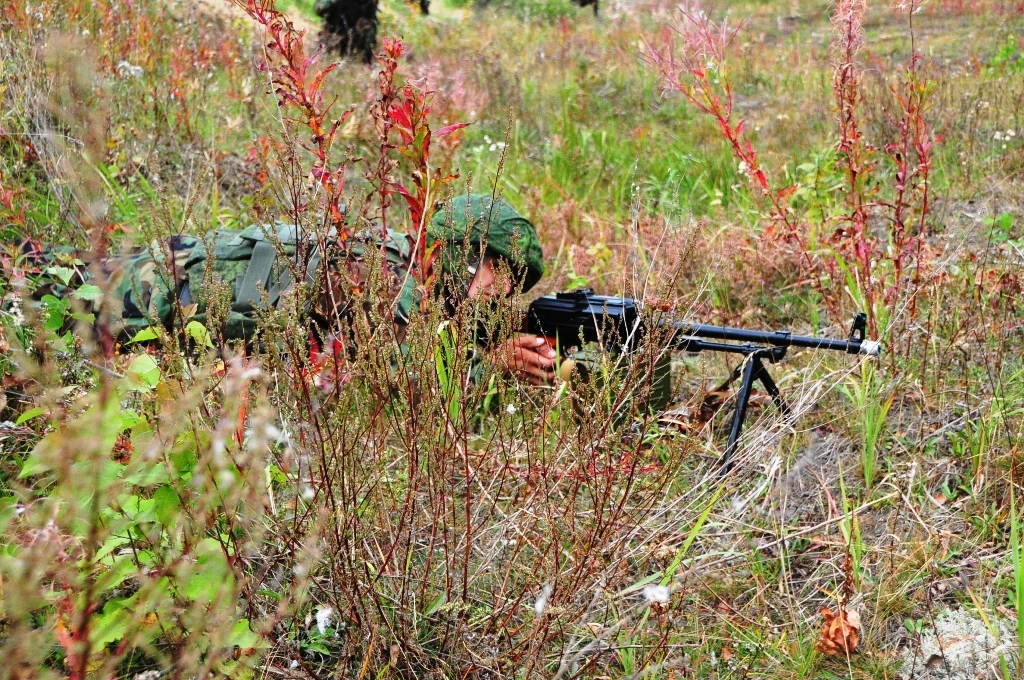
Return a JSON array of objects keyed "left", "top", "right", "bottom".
[{"left": 526, "top": 289, "right": 881, "bottom": 473}]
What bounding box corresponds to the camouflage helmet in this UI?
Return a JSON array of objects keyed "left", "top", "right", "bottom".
[{"left": 428, "top": 194, "right": 545, "bottom": 295}]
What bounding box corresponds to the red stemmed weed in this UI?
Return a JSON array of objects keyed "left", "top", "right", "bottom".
[
  {"left": 369, "top": 38, "right": 468, "bottom": 289},
  {"left": 646, "top": 2, "right": 937, "bottom": 339},
  {"left": 231, "top": 0, "right": 351, "bottom": 240},
  {"left": 0, "top": 183, "right": 27, "bottom": 227},
  {"left": 881, "top": 0, "right": 935, "bottom": 323},
  {"left": 643, "top": 5, "right": 824, "bottom": 309},
  {"left": 829, "top": 0, "right": 936, "bottom": 337}
]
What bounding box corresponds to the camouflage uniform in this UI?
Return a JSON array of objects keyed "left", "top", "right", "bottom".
[
  {"left": 7, "top": 194, "right": 543, "bottom": 346},
  {"left": 314, "top": 0, "right": 430, "bottom": 64},
  {"left": 315, "top": 0, "right": 379, "bottom": 64}
]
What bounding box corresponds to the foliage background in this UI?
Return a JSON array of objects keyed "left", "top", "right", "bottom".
[{"left": 2, "top": 0, "right": 1024, "bottom": 678}]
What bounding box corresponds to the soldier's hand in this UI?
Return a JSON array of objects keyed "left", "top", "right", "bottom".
[{"left": 492, "top": 334, "right": 558, "bottom": 385}]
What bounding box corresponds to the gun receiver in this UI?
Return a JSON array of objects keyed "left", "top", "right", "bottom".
[{"left": 526, "top": 289, "right": 881, "bottom": 473}]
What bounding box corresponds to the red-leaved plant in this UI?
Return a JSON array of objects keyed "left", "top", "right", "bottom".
[
  {"left": 370, "top": 38, "right": 468, "bottom": 290},
  {"left": 231, "top": 0, "right": 351, "bottom": 244},
  {"left": 642, "top": 6, "right": 825, "bottom": 307},
  {"left": 645, "top": 1, "right": 936, "bottom": 339}
]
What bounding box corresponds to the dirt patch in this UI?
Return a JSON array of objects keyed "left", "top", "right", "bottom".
[{"left": 191, "top": 0, "right": 319, "bottom": 39}]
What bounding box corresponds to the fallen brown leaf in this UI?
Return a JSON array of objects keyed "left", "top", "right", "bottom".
[{"left": 816, "top": 607, "right": 860, "bottom": 656}]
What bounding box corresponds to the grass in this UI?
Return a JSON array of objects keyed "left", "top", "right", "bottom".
[{"left": 2, "top": 0, "right": 1024, "bottom": 678}]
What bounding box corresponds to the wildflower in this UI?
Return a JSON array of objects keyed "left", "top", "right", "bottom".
[
  {"left": 506, "top": 403, "right": 517, "bottom": 415},
  {"left": 995, "top": 131, "right": 1004, "bottom": 141},
  {"left": 116, "top": 61, "right": 144, "bottom": 78},
  {"left": 738, "top": 160, "right": 750, "bottom": 175},
  {"left": 315, "top": 606, "right": 334, "bottom": 635},
  {"left": 1007, "top": 129, "right": 1017, "bottom": 138},
  {"left": 534, "top": 583, "right": 553, "bottom": 616},
  {"left": 643, "top": 584, "right": 671, "bottom": 604}
]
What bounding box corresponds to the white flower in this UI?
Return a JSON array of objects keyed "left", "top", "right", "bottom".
[
  {"left": 1008, "top": 129, "right": 1017, "bottom": 138},
  {"left": 643, "top": 584, "right": 670, "bottom": 604},
  {"left": 116, "top": 61, "right": 144, "bottom": 78},
  {"left": 315, "top": 606, "right": 333, "bottom": 635},
  {"left": 994, "top": 131, "right": 1004, "bottom": 141},
  {"left": 534, "top": 583, "right": 553, "bottom": 616},
  {"left": 506, "top": 403, "right": 517, "bottom": 415},
  {"left": 737, "top": 160, "right": 750, "bottom": 174}
]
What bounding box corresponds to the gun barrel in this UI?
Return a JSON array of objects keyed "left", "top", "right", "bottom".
[
  {"left": 669, "top": 322, "right": 881, "bottom": 356},
  {"left": 526, "top": 291, "right": 881, "bottom": 358}
]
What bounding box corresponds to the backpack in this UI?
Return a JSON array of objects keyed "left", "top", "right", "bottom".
[{"left": 16, "top": 223, "right": 414, "bottom": 343}]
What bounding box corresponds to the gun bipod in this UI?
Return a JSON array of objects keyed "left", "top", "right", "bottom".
[{"left": 719, "top": 346, "right": 791, "bottom": 475}]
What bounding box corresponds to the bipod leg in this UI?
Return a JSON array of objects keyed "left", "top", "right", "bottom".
[
  {"left": 754, "top": 363, "right": 789, "bottom": 415},
  {"left": 719, "top": 353, "right": 762, "bottom": 475}
]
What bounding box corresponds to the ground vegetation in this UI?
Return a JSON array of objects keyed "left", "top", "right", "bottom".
[{"left": 2, "top": 0, "right": 1024, "bottom": 678}]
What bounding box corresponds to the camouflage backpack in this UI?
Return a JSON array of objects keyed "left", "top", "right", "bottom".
[{"left": 12, "top": 223, "right": 414, "bottom": 343}]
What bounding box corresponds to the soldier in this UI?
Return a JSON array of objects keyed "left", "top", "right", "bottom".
[
  {"left": 4, "top": 194, "right": 557, "bottom": 385},
  {"left": 315, "top": 0, "right": 379, "bottom": 64},
  {"left": 314, "top": 0, "right": 429, "bottom": 65}
]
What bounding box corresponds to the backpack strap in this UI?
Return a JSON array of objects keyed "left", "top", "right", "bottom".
[
  {"left": 239, "top": 244, "right": 324, "bottom": 313},
  {"left": 305, "top": 249, "right": 322, "bottom": 287},
  {"left": 234, "top": 240, "right": 277, "bottom": 313}
]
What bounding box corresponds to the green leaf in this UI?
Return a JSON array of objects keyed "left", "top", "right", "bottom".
[
  {"left": 71, "top": 459, "right": 124, "bottom": 491},
  {"left": 181, "top": 561, "right": 230, "bottom": 604},
  {"left": 119, "top": 408, "right": 146, "bottom": 431},
  {"left": 45, "top": 266, "right": 75, "bottom": 285},
  {"left": 0, "top": 496, "right": 19, "bottom": 533},
  {"left": 73, "top": 284, "right": 104, "bottom": 302},
  {"left": 95, "top": 532, "right": 132, "bottom": 563},
  {"left": 303, "top": 641, "right": 331, "bottom": 655},
  {"left": 153, "top": 485, "right": 181, "bottom": 527},
  {"left": 20, "top": 449, "right": 50, "bottom": 478},
  {"left": 266, "top": 465, "right": 288, "bottom": 486},
  {"left": 229, "top": 619, "right": 264, "bottom": 649},
  {"left": 184, "top": 320, "right": 213, "bottom": 348},
  {"left": 15, "top": 407, "right": 45, "bottom": 426},
  {"left": 126, "top": 354, "right": 160, "bottom": 390},
  {"left": 170, "top": 448, "right": 198, "bottom": 477},
  {"left": 124, "top": 462, "right": 168, "bottom": 488},
  {"left": 256, "top": 588, "right": 282, "bottom": 601},
  {"left": 93, "top": 553, "right": 137, "bottom": 592},
  {"left": 91, "top": 598, "right": 131, "bottom": 648},
  {"left": 128, "top": 327, "right": 161, "bottom": 344}
]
